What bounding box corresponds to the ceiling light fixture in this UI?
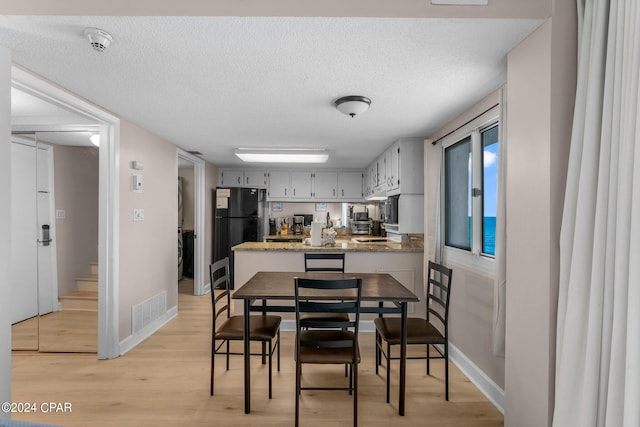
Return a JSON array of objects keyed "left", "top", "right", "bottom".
[
  {"left": 234, "top": 148, "right": 329, "bottom": 164},
  {"left": 90, "top": 134, "right": 100, "bottom": 147},
  {"left": 334, "top": 95, "right": 371, "bottom": 118},
  {"left": 84, "top": 28, "right": 113, "bottom": 52}
]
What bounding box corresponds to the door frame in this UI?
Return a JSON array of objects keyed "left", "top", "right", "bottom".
[
  {"left": 177, "top": 148, "right": 206, "bottom": 296},
  {"left": 12, "top": 66, "right": 121, "bottom": 359}
]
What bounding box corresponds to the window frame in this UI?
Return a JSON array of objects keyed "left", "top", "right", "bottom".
[{"left": 441, "top": 105, "right": 500, "bottom": 276}]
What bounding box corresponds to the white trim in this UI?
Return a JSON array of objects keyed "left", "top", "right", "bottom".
[
  {"left": 443, "top": 246, "right": 495, "bottom": 278},
  {"left": 39, "top": 142, "right": 59, "bottom": 313},
  {"left": 119, "top": 305, "right": 178, "bottom": 355},
  {"left": 12, "top": 66, "right": 121, "bottom": 360},
  {"left": 447, "top": 342, "right": 504, "bottom": 413},
  {"left": 177, "top": 148, "right": 206, "bottom": 296}
]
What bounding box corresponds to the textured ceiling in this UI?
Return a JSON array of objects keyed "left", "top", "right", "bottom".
[{"left": 2, "top": 16, "right": 542, "bottom": 168}]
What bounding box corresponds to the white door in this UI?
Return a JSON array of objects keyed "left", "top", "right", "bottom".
[
  {"left": 10, "top": 140, "right": 55, "bottom": 324},
  {"left": 36, "top": 144, "right": 55, "bottom": 315}
]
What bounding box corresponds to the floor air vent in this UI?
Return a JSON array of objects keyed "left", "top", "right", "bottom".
[{"left": 132, "top": 291, "right": 167, "bottom": 334}]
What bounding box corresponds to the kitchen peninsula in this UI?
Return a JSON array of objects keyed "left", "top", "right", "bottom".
[{"left": 232, "top": 238, "right": 425, "bottom": 319}]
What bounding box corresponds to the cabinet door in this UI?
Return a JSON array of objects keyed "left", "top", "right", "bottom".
[
  {"left": 387, "top": 143, "right": 400, "bottom": 191},
  {"left": 267, "top": 170, "right": 290, "bottom": 199},
  {"left": 220, "top": 169, "right": 243, "bottom": 187},
  {"left": 313, "top": 171, "right": 338, "bottom": 199},
  {"left": 338, "top": 171, "right": 363, "bottom": 199},
  {"left": 291, "top": 171, "right": 313, "bottom": 198},
  {"left": 376, "top": 156, "right": 386, "bottom": 192},
  {"left": 244, "top": 169, "right": 266, "bottom": 188}
]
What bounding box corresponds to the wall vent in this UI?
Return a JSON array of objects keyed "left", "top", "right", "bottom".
[{"left": 132, "top": 291, "right": 167, "bottom": 334}]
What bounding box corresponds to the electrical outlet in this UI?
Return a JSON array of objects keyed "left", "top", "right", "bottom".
[{"left": 134, "top": 209, "right": 144, "bottom": 221}]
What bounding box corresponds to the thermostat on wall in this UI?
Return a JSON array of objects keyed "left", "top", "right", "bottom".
[{"left": 131, "top": 161, "right": 144, "bottom": 170}]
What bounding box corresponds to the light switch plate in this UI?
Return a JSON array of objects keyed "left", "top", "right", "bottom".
[
  {"left": 56, "top": 210, "right": 66, "bottom": 220},
  {"left": 134, "top": 209, "right": 144, "bottom": 221}
]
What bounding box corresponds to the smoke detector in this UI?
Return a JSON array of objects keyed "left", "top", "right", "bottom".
[{"left": 84, "top": 28, "right": 113, "bottom": 52}]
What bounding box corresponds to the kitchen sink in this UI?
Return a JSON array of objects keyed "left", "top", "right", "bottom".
[{"left": 351, "top": 237, "right": 388, "bottom": 244}]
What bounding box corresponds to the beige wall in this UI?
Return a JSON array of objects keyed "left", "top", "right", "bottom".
[
  {"left": 4, "top": 0, "right": 552, "bottom": 19},
  {"left": 178, "top": 167, "right": 194, "bottom": 230},
  {"left": 504, "top": 6, "right": 576, "bottom": 427},
  {"left": 0, "top": 45, "right": 12, "bottom": 413},
  {"left": 53, "top": 145, "right": 99, "bottom": 297},
  {"left": 118, "top": 120, "right": 178, "bottom": 342}
]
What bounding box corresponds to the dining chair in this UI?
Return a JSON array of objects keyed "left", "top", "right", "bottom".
[
  {"left": 294, "top": 277, "right": 363, "bottom": 427},
  {"left": 303, "top": 252, "right": 350, "bottom": 376},
  {"left": 374, "top": 260, "right": 453, "bottom": 401},
  {"left": 210, "top": 257, "right": 281, "bottom": 398}
]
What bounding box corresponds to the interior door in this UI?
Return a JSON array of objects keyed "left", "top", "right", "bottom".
[
  {"left": 10, "top": 141, "right": 39, "bottom": 324},
  {"left": 36, "top": 144, "right": 55, "bottom": 315}
]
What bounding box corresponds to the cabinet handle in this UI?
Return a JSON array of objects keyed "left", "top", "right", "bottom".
[
  {"left": 285, "top": 188, "right": 287, "bottom": 196},
  {"left": 341, "top": 189, "right": 344, "bottom": 197},
  {"left": 293, "top": 188, "right": 296, "bottom": 196},
  {"left": 237, "top": 177, "right": 241, "bottom": 184},
  {"left": 246, "top": 176, "right": 249, "bottom": 185},
  {"left": 333, "top": 189, "right": 335, "bottom": 196}
]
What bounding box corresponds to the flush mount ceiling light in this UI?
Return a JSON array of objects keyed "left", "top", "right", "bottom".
[
  {"left": 334, "top": 95, "right": 371, "bottom": 118},
  {"left": 84, "top": 27, "right": 113, "bottom": 52},
  {"left": 234, "top": 148, "right": 329, "bottom": 164}
]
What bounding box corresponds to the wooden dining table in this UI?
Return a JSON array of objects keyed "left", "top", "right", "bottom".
[{"left": 232, "top": 271, "right": 420, "bottom": 416}]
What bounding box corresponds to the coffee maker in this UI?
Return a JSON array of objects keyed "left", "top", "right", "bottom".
[{"left": 292, "top": 216, "right": 304, "bottom": 235}]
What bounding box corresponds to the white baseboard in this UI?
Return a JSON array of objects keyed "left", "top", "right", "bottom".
[
  {"left": 447, "top": 342, "right": 505, "bottom": 413},
  {"left": 204, "top": 282, "right": 211, "bottom": 294},
  {"left": 119, "top": 305, "right": 178, "bottom": 356}
]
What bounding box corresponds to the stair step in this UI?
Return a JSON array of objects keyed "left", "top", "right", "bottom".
[
  {"left": 59, "top": 291, "right": 98, "bottom": 311},
  {"left": 76, "top": 274, "right": 98, "bottom": 292},
  {"left": 89, "top": 262, "right": 99, "bottom": 276}
]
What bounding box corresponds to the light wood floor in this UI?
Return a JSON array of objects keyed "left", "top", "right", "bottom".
[{"left": 11, "top": 280, "right": 503, "bottom": 427}]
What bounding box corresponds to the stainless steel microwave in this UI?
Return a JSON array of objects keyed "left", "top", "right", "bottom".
[{"left": 383, "top": 195, "right": 399, "bottom": 225}]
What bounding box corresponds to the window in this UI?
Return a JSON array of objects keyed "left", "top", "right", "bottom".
[{"left": 444, "top": 122, "right": 499, "bottom": 257}]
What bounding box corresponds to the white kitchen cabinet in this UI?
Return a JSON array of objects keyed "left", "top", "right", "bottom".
[
  {"left": 220, "top": 168, "right": 266, "bottom": 188},
  {"left": 220, "top": 169, "right": 244, "bottom": 187},
  {"left": 244, "top": 169, "right": 267, "bottom": 187},
  {"left": 386, "top": 143, "right": 400, "bottom": 192},
  {"left": 386, "top": 138, "right": 424, "bottom": 196},
  {"left": 313, "top": 171, "right": 338, "bottom": 199},
  {"left": 338, "top": 171, "right": 363, "bottom": 199},
  {"left": 267, "top": 170, "right": 290, "bottom": 199},
  {"left": 291, "top": 171, "right": 313, "bottom": 198}
]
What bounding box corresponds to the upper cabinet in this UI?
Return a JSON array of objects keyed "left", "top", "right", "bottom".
[
  {"left": 313, "top": 171, "right": 338, "bottom": 199},
  {"left": 220, "top": 168, "right": 266, "bottom": 188},
  {"left": 291, "top": 171, "right": 313, "bottom": 199},
  {"left": 266, "top": 169, "right": 364, "bottom": 202},
  {"left": 338, "top": 171, "right": 364, "bottom": 199},
  {"left": 267, "top": 170, "right": 291, "bottom": 199},
  {"left": 386, "top": 138, "right": 424, "bottom": 196}
]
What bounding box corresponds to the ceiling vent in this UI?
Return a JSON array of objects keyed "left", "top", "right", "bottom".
[{"left": 84, "top": 28, "right": 113, "bottom": 52}]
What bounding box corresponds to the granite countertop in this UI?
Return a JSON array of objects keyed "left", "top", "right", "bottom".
[{"left": 233, "top": 238, "right": 423, "bottom": 253}]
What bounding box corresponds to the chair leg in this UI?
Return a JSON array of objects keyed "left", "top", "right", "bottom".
[
  {"left": 277, "top": 329, "right": 281, "bottom": 371},
  {"left": 445, "top": 344, "right": 449, "bottom": 401},
  {"left": 210, "top": 339, "right": 215, "bottom": 396},
  {"left": 353, "top": 362, "right": 358, "bottom": 427},
  {"left": 426, "top": 344, "right": 430, "bottom": 375},
  {"left": 295, "top": 361, "right": 301, "bottom": 427},
  {"left": 385, "top": 342, "right": 391, "bottom": 404},
  {"left": 226, "top": 340, "right": 230, "bottom": 371},
  {"left": 268, "top": 340, "right": 273, "bottom": 399},
  {"left": 349, "top": 364, "right": 353, "bottom": 395},
  {"left": 262, "top": 341, "right": 267, "bottom": 365},
  {"left": 375, "top": 331, "right": 380, "bottom": 375}
]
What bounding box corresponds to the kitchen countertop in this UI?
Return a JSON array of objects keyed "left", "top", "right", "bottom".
[{"left": 232, "top": 238, "right": 423, "bottom": 253}]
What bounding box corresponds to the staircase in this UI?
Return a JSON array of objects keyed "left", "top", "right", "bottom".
[{"left": 59, "top": 262, "right": 98, "bottom": 311}]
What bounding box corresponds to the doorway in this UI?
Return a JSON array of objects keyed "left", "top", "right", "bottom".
[
  {"left": 10, "top": 130, "right": 100, "bottom": 353},
  {"left": 177, "top": 149, "right": 205, "bottom": 296}
]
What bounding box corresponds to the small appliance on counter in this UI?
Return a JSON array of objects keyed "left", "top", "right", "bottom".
[
  {"left": 268, "top": 218, "right": 277, "bottom": 236},
  {"left": 292, "top": 216, "right": 304, "bottom": 235},
  {"left": 351, "top": 210, "right": 370, "bottom": 235}
]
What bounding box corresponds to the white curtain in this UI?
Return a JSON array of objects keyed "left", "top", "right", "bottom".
[
  {"left": 554, "top": 0, "right": 640, "bottom": 426},
  {"left": 492, "top": 87, "right": 507, "bottom": 357}
]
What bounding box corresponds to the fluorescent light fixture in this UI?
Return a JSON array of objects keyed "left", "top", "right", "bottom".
[
  {"left": 234, "top": 148, "right": 329, "bottom": 164},
  {"left": 90, "top": 134, "right": 100, "bottom": 146}
]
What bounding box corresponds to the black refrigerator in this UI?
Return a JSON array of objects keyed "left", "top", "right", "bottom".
[{"left": 214, "top": 187, "right": 265, "bottom": 289}]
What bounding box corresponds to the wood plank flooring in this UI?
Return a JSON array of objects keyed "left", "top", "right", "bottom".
[{"left": 11, "top": 280, "right": 503, "bottom": 427}]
